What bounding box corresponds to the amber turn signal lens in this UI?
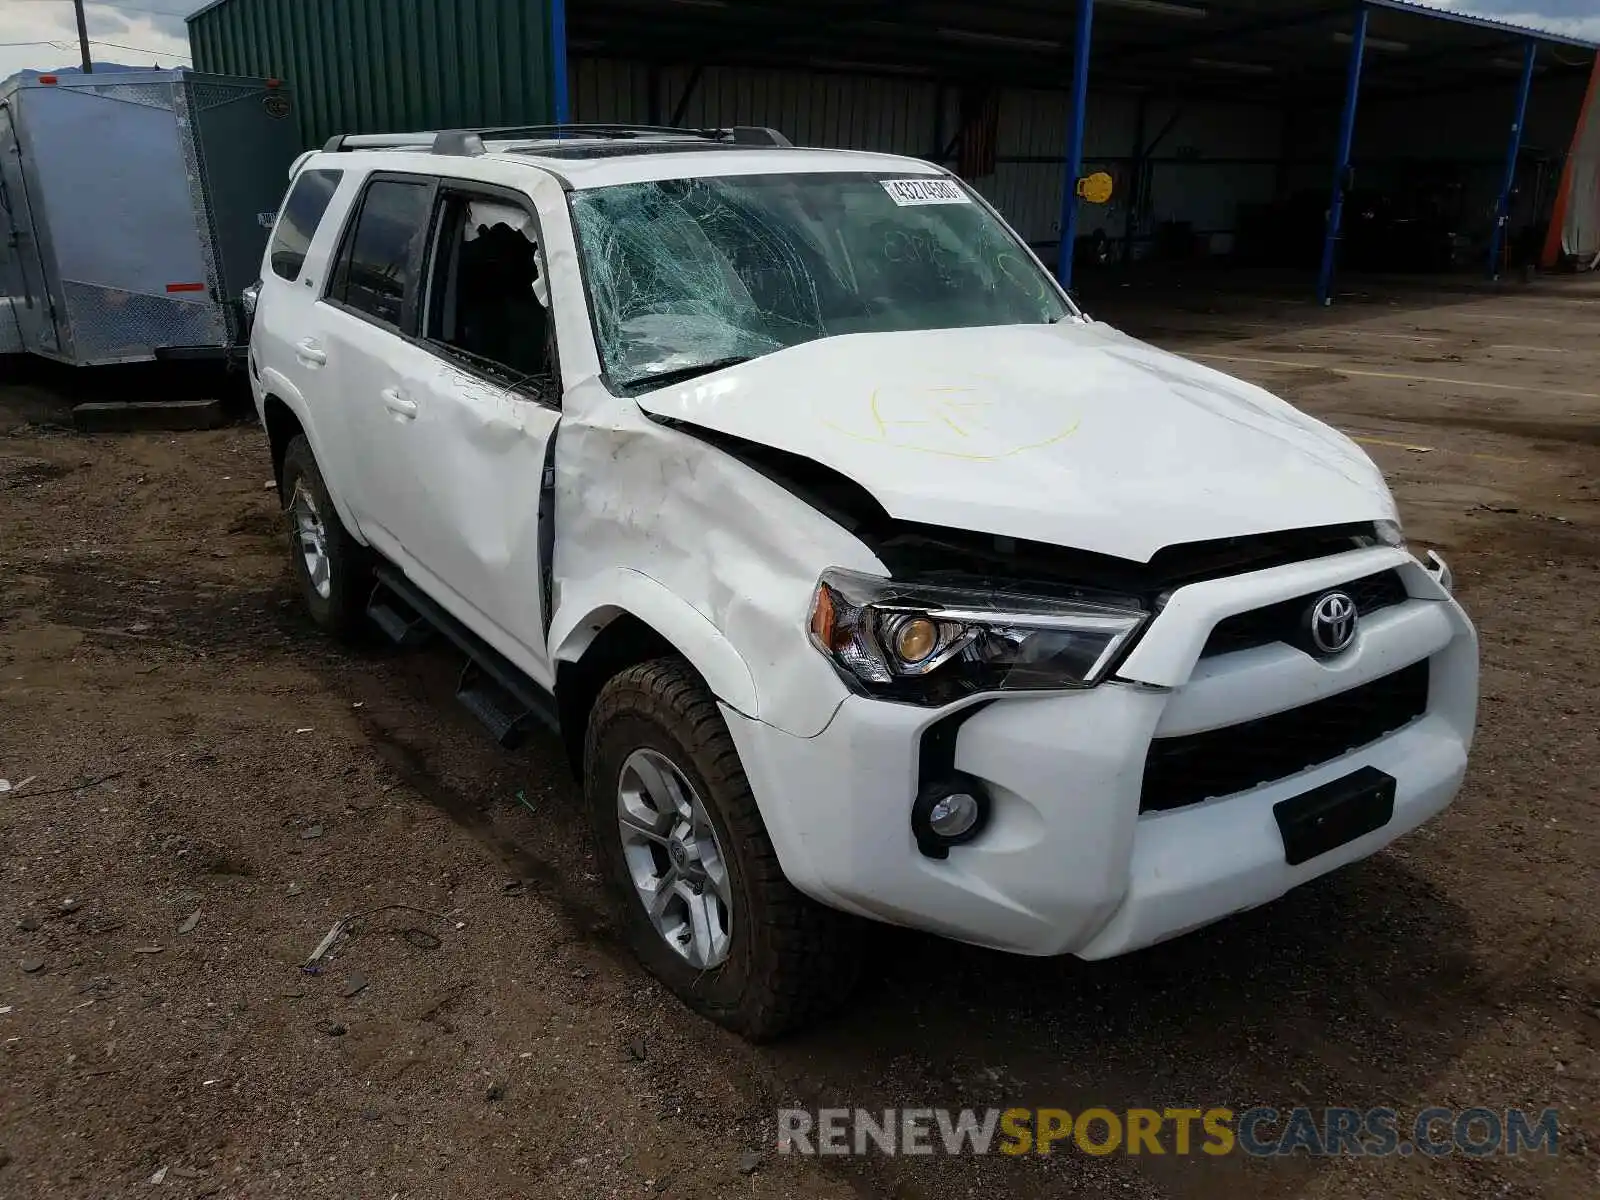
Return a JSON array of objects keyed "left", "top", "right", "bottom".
[{"left": 809, "top": 583, "right": 837, "bottom": 649}]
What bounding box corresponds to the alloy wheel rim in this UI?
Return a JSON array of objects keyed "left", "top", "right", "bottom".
[
  {"left": 290, "top": 482, "right": 332, "bottom": 600},
  {"left": 616, "top": 747, "right": 733, "bottom": 969}
]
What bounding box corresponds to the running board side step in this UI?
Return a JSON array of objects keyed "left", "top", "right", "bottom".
[
  {"left": 370, "top": 565, "right": 560, "bottom": 748},
  {"left": 367, "top": 586, "right": 434, "bottom": 647},
  {"left": 456, "top": 662, "right": 535, "bottom": 748}
]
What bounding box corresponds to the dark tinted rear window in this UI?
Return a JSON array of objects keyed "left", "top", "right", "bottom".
[
  {"left": 330, "top": 179, "right": 432, "bottom": 327},
  {"left": 268, "top": 169, "right": 342, "bottom": 282}
]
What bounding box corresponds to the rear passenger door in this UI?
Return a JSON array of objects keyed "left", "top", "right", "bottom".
[
  {"left": 317, "top": 172, "right": 436, "bottom": 559},
  {"left": 253, "top": 166, "right": 345, "bottom": 467}
]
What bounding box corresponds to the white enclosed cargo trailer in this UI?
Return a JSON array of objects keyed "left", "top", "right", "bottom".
[{"left": 0, "top": 68, "right": 300, "bottom": 365}]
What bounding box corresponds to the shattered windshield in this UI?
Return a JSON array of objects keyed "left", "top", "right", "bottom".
[{"left": 569, "top": 172, "right": 1073, "bottom": 390}]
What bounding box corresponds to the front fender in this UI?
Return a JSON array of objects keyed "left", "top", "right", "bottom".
[{"left": 550, "top": 567, "right": 760, "bottom": 717}]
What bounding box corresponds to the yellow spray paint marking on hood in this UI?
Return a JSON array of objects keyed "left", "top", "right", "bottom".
[{"left": 823, "top": 380, "right": 1083, "bottom": 462}]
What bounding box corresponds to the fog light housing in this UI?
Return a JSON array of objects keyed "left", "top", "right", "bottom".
[
  {"left": 929, "top": 792, "right": 979, "bottom": 837},
  {"left": 912, "top": 775, "right": 990, "bottom": 859}
]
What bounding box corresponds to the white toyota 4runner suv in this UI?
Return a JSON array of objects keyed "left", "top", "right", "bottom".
[{"left": 248, "top": 124, "right": 1478, "bottom": 1040}]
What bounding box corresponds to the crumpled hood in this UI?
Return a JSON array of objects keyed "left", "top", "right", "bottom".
[{"left": 633, "top": 322, "right": 1395, "bottom": 563}]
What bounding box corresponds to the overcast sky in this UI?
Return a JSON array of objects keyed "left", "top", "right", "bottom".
[
  {"left": 1, "top": 1, "right": 191, "bottom": 79},
  {"left": 1, "top": 0, "right": 1596, "bottom": 82}
]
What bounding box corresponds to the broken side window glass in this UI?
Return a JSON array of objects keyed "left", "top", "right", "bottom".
[{"left": 424, "top": 195, "right": 551, "bottom": 387}]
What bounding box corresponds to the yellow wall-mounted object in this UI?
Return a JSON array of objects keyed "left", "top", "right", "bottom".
[{"left": 1076, "top": 172, "right": 1115, "bottom": 205}]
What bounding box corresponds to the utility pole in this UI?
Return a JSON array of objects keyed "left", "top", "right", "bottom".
[{"left": 72, "top": 0, "right": 94, "bottom": 73}]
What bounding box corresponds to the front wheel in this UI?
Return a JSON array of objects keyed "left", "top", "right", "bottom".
[{"left": 584, "top": 658, "right": 859, "bottom": 1040}]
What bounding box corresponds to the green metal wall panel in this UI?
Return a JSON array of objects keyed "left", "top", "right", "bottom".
[{"left": 187, "top": 0, "right": 555, "bottom": 149}]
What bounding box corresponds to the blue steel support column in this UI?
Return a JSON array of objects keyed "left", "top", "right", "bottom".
[
  {"left": 550, "top": 0, "right": 570, "bottom": 124},
  {"left": 1056, "top": 0, "right": 1096, "bottom": 291},
  {"left": 1488, "top": 39, "right": 1538, "bottom": 279},
  {"left": 1317, "top": 4, "right": 1369, "bottom": 306}
]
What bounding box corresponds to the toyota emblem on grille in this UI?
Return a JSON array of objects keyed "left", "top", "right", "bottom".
[{"left": 1308, "top": 591, "right": 1358, "bottom": 656}]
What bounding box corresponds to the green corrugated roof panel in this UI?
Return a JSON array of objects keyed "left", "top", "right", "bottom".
[{"left": 187, "top": 0, "right": 557, "bottom": 149}]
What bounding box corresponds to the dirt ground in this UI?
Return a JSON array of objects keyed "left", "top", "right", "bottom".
[{"left": 1, "top": 271, "right": 1597, "bottom": 1200}]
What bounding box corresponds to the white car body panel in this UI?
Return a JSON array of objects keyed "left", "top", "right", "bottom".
[
  {"left": 725, "top": 571, "right": 1476, "bottom": 956},
  {"left": 552, "top": 375, "right": 882, "bottom": 736},
  {"left": 389, "top": 361, "right": 560, "bottom": 688},
  {"left": 1117, "top": 543, "right": 1435, "bottom": 687},
  {"left": 319, "top": 299, "right": 418, "bottom": 557},
  {"left": 248, "top": 138, "right": 1480, "bottom": 966},
  {"left": 548, "top": 566, "right": 762, "bottom": 718},
  {"left": 250, "top": 170, "right": 365, "bottom": 538},
  {"left": 632, "top": 321, "right": 1397, "bottom": 564}
]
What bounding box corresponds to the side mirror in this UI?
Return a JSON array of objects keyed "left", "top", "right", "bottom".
[{"left": 240, "top": 280, "right": 262, "bottom": 333}]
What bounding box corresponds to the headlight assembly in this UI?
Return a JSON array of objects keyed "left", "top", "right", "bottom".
[{"left": 808, "top": 569, "right": 1148, "bottom": 705}]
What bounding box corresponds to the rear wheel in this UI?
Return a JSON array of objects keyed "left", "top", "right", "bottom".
[
  {"left": 280, "top": 435, "right": 370, "bottom": 639},
  {"left": 584, "top": 657, "right": 858, "bottom": 1040}
]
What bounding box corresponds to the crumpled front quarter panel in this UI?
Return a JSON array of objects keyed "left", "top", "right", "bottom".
[
  {"left": 552, "top": 381, "right": 882, "bottom": 738},
  {"left": 524, "top": 163, "right": 873, "bottom": 738}
]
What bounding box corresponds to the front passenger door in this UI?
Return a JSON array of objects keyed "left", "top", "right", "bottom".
[{"left": 386, "top": 185, "right": 562, "bottom": 689}]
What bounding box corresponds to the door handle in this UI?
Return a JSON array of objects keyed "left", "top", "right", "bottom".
[
  {"left": 381, "top": 387, "right": 418, "bottom": 419},
  {"left": 295, "top": 338, "right": 327, "bottom": 367}
]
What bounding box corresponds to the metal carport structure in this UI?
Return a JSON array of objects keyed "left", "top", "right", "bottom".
[
  {"left": 550, "top": 0, "right": 1599, "bottom": 301},
  {"left": 188, "top": 0, "right": 1600, "bottom": 302}
]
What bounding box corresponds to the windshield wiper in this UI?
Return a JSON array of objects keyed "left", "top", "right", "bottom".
[{"left": 624, "top": 355, "right": 756, "bottom": 391}]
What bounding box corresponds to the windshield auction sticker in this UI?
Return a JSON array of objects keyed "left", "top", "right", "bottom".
[{"left": 881, "top": 178, "right": 970, "bottom": 205}]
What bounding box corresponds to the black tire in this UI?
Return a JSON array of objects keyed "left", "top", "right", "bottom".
[
  {"left": 280, "top": 434, "right": 371, "bottom": 639},
  {"left": 584, "top": 657, "right": 859, "bottom": 1040}
]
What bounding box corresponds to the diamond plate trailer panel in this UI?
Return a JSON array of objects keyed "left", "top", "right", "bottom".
[{"left": 0, "top": 69, "right": 296, "bottom": 366}]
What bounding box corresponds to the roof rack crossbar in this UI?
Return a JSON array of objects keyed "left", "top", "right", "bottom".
[{"left": 322, "top": 125, "right": 792, "bottom": 157}]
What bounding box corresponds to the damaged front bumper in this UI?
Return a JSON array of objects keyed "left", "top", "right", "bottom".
[{"left": 722, "top": 549, "right": 1478, "bottom": 958}]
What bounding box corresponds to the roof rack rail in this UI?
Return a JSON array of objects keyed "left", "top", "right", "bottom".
[
  {"left": 321, "top": 131, "right": 436, "bottom": 152},
  {"left": 321, "top": 124, "right": 792, "bottom": 157}
]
